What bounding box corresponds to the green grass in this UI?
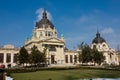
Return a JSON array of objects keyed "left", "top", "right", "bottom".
[{"left": 11, "top": 69, "right": 120, "bottom": 80}]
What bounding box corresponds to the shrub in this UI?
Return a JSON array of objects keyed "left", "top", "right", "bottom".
[{"left": 5, "top": 66, "right": 120, "bottom": 74}]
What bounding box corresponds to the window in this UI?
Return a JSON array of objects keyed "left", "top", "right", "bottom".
[
  {"left": 33, "top": 32, "right": 36, "bottom": 37},
  {"left": 0, "top": 53, "right": 4, "bottom": 63},
  {"left": 60, "top": 45, "right": 63, "bottom": 48},
  {"left": 6, "top": 53, "right": 11, "bottom": 63},
  {"left": 51, "top": 55, "right": 55, "bottom": 64},
  {"left": 48, "top": 32, "right": 51, "bottom": 36},
  {"left": 40, "top": 32, "right": 43, "bottom": 36},
  {"left": 65, "top": 55, "right": 68, "bottom": 63},
  {"left": 74, "top": 55, "right": 77, "bottom": 63},
  {"left": 93, "top": 45, "right": 96, "bottom": 49},
  {"left": 14, "top": 54, "right": 18, "bottom": 63},
  {"left": 49, "top": 46, "right": 56, "bottom": 51},
  {"left": 55, "top": 31, "right": 57, "bottom": 34},
  {"left": 70, "top": 55, "right": 73, "bottom": 63},
  {"left": 110, "top": 53, "right": 113, "bottom": 59},
  {"left": 45, "top": 31, "right": 51, "bottom": 36},
  {"left": 45, "top": 31, "right": 47, "bottom": 36},
  {"left": 103, "top": 44, "right": 106, "bottom": 47}
]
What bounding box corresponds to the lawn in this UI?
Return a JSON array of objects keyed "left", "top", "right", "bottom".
[{"left": 11, "top": 69, "right": 120, "bottom": 80}]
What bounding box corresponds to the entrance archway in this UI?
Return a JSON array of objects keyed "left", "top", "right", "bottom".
[{"left": 51, "top": 55, "right": 55, "bottom": 64}]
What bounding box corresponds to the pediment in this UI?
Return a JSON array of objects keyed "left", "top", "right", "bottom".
[{"left": 43, "top": 37, "right": 64, "bottom": 43}]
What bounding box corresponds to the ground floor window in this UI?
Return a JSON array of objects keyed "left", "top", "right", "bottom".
[
  {"left": 65, "top": 55, "right": 68, "bottom": 63},
  {"left": 110, "top": 53, "right": 113, "bottom": 59},
  {"left": 0, "top": 53, "right": 4, "bottom": 63},
  {"left": 6, "top": 53, "right": 11, "bottom": 63},
  {"left": 70, "top": 55, "right": 73, "bottom": 63},
  {"left": 74, "top": 55, "right": 77, "bottom": 63},
  {"left": 51, "top": 55, "right": 55, "bottom": 64},
  {"left": 14, "top": 54, "right": 18, "bottom": 63}
]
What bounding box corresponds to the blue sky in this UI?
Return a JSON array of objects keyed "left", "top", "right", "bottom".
[{"left": 0, "top": 0, "right": 120, "bottom": 50}]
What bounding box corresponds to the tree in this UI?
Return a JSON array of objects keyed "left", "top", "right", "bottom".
[
  {"left": 92, "top": 48, "right": 105, "bottom": 65},
  {"left": 18, "top": 46, "right": 29, "bottom": 66},
  {"left": 78, "top": 42, "right": 84, "bottom": 50},
  {"left": 30, "top": 45, "right": 46, "bottom": 66},
  {"left": 78, "top": 43, "right": 105, "bottom": 65},
  {"left": 78, "top": 42, "right": 85, "bottom": 62},
  {"left": 81, "top": 44, "right": 93, "bottom": 63}
]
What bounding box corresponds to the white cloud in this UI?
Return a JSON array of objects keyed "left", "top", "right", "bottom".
[
  {"left": 36, "top": 8, "right": 52, "bottom": 21},
  {"left": 101, "top": 27, "right": 114, "bottom": 34}
]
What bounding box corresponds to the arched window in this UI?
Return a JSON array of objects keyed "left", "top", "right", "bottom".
[
  {"left": 93, "top": 45, "right": 96, "bottom": 49},
  {"left": 103, "top": 44, "right": 106, "bottom": 47}
]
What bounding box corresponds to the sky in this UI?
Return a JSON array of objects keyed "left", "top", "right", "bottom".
[{"left": 0, "top": 0, "right": 120, "bottom": 50}]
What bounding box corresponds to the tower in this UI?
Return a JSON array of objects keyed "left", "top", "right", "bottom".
[
  {"left": 91, "top": 31, "right": 119, "bottom": 65},
  {"left": 32, "top": 9, "right": 57, "bottom": 40},
  {"left": 25, "top": 9, "right": 65, "bottom": 65}
]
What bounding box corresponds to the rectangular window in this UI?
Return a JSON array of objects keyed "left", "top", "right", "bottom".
[
  {"left": 6, "top": 53, "right": 11, "bottom": 63},
  {"left": 65, "top": 55, "right": 68, "bottom": 63},
  {"left": 0, "top": 53, "right": 4, "bottom": 63},
  {"left": 74, "top": 55, "right": 77, "bottom": 63},
  {"left": 14, "top": 54, "right": 17, "bottom": 63},
  {"left": 49, "top": 46, "right": 56, "bottom": 51},
  {"left": 70, "top": 55, "right": 73, "bottom": 63},
  {"left": 40, "top": 32, "right": 43, "bottom": 36},
  {"left": 45, "top": 31, "right": 47, "bottom": 36},
  {"left": 48, "top": 32, "right": 51, "bottom": 36}
]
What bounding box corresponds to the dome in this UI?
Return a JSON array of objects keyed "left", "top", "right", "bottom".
[
  {"left": 35, "top": 9, "right": 54, "bottom": 29},
  {"left": 92, "top": 32, "right": 106, "bottom": 44}
]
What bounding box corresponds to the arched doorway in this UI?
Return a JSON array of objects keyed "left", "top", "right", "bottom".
[{"left": 51, "top": 55, "right": 55, "bottom": 64}]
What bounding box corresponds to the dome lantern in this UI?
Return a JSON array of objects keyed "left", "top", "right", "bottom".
[{"left": 35, "top": 9, "right": 54, "bottom": 29}]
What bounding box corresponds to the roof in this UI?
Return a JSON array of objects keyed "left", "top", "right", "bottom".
[
  {"left": 35, "top": 9, "right": 54, "bottom": 29},
  {"left": 92, "top": 32, "right": 106, "bottom": 44}
]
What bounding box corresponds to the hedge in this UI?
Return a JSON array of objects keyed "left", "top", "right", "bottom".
[{"left": 5, "top": 66, "right": 120, "bottom": 73}]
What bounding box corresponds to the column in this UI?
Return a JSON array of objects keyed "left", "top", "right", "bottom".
[
  {"left": 68, "top": 55, "right": 70, "bottom": 64},
  {"left": 3, "top": 53, "right": 6, "bottom": 63},
  {"left": 11, "top": 53, "right": 13, "bottom": 63},
  {"left": 3, "top": 53, "right": 7, "bottom": 68},
  {"left": 72, "top": 55, "right": 75, "bottom": 64}
]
